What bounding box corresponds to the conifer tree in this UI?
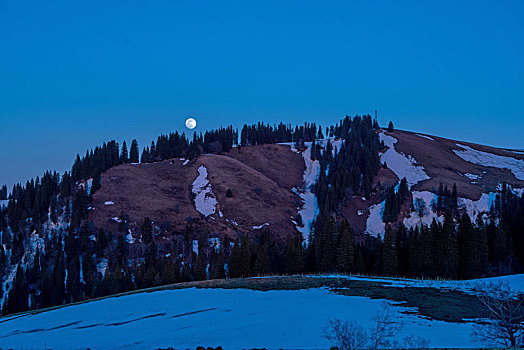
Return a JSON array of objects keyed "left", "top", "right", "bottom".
[
  {"left": 336, "top": 220, "right": 355, "bottom": 273},
  {"left": 387, "top": 121, "right": 394, "bottom": 132},
  {"left": 141, "top": 217, "right": 153, "bottom": 244},
  {"left": 120, "top": 141, "right": 129, "bottom": 164},
  {"left": 382, "top": 225, "right": 398, "bottom": 276},
  {"left": 130, "top": 139, "right": 139, "bottom": 163}
]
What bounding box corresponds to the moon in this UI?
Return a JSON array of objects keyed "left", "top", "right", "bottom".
[{"left": 185, "top": 117, "right": 197, "bottom": 130}]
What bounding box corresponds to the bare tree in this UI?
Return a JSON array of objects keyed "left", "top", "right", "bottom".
[
  {"left": 323, "top": 318, "right": 368, "bottom": 350},
  {"left": 402, "top": 335, "right": 430, "bottom": 349},
  {"left": 370, "top": 302, "right": 403, "bottom": 350},
  {"left": 473, "top": 282, "right": 524, "bottom": 347}
]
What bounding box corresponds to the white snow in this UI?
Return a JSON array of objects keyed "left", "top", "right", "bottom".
[
  {"left": 104, "top": 201, "right": 114, "bottom": 206},
  {"left": 463, "top": 173, "right": 481, "bottom": 180},
  {"left": 454, "top": 144, "right": 524, "bottom": 181},
  {"left": 292, "top": 142, "right": 320, "bottom": 243},
  {"left": 78, "top": 178, "right": 93, "bottom": 195},
  {"left": 226, "top": 218, "right": 239, "bottom": 226},
  {"left": 126, "top": 231, "right": 136, "bottom": 244},
  {"left": 0, "top": 285, "right": 488, "bottom": 349},
  {"left": 366, "top": 201, "right": 385, "bottom": 237},
  {"left": 192, "top": 240, "right": 199, "bottom": 255},
  {"left": 182, "top": 159, "right": 189, "bottom": 166},
  {"left": 458, "top": 192, "right": 496, "bottom": 221},
  {"left": 96, "top": 259, "right": 108, "bottom": 277},
  {"left": 416, "top": 134, "right": 434, "bottom": 141},
  {"left": 379, "top": 133, "right": 430, "bottom": 187},
  {"left": 0, "top": 199, "right": 8, "bottom": 208},
  {"left": 252, "top": 223, "right": 269, "bottom": 230},
  {"left": 403, "top": 191, "right": 442, "bottom": 228},
  {"left": 111, "top": 217, "right": 122, "bottom": 223},
  {"left": 191, "top": 166, "right": 218, "bottom": 217}
]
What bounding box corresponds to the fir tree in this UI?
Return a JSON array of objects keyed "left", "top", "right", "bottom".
[
  {"left": 387, "top": 121, "right": 394, "bottom": 132},
  {"left": 382, "top": 225, "right": 398, "bottom": 276},
  {"left": 141, "top": 217, "right": 153, "bottom": 244},
  {"left": 129, "top": 139, "right": 139, "bottom": 163},
  {"left": 120, "top": 141, "right": 129, "bottom": 164},
  {"left": 336, "top": 220, "right": 355, "bottom": 273}
]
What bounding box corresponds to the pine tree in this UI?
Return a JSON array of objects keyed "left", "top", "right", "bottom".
[
  {"left": 336, "top": 220, "right": 355, "bottom": 273},
  {"left": 120, "top": 141, "right": 129, "bottom": 164},
  {"left": 5, "top": 265, "right": 29, "bottom": 314},
  {"left": 387, "top": 121, "right": 394, "bottom": 132},
  {"left": 130, "top": 139, "right": 139, "bottom": 163},
  {"left": 141, "top": 217, "right": 153, "bottom": 244},
  {"left": 382, "top": 225, "right": 398, "bottom": 276}
]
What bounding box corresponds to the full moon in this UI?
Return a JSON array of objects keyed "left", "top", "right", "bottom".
[{"left": 185, "top": 117, "right": 197, "bottom": 130}]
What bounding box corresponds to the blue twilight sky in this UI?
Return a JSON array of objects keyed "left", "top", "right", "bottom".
[{"left": 1, "top": 0, "right": 523, "bottom": 190}]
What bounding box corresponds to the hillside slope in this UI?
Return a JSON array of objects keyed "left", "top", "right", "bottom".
[
  {"left": 90, "top": 129, "right": 524, "bottom": 240},
  {"left": 90, "top": 144, "right": 305, "bottom": 242}
]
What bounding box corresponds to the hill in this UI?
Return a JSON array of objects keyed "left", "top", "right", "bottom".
[
  {"left": 1, "top": 273, "right": 523, "bottom": 349},
  {"left": 89, "top": 128, "right": 524, "bottom": 242},
  {"left": 1, "top": 115, "right": 523, "bottom": 337}
]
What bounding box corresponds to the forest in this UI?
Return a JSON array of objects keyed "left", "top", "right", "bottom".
[{"left": 0, "top": 115, "right": 523, "bottom": 316}]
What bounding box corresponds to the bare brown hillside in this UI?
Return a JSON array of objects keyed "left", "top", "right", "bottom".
[
  {"left": 90, "top": 131, "right": 524, "bottom": 240},
  {"left": 392, "top": 130, "right": 524, "bottom": 200},
  {"left": 90, "top": 144, "right": 304, "bottom": 242}
]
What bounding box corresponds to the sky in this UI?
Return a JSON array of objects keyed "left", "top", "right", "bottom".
[{"left": 1, "top": 0, "right": 523, "bottom": 190}]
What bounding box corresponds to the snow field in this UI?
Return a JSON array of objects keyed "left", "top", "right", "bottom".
[
  {"left": 0, "top": 286, "right": 487, "bottom": 350},
  {"left": 403, "top": 191, "right": 443, "bottom": 228},
  {"left": 453, "top": 144, "right": 524, "bottom": 181},
  {"left": 366, "top": 201, "right": 385, "bottom": 237},
  {"left": 191, "top": 166, "right": 218, "bottom": 217},
  {"left": 292, "top": 142, "right": 321, "bottom": 244},
  {"left": 379, "top": 133, "right": 430, "bottom": 188}
]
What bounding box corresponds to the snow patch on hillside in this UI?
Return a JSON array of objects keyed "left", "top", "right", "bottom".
[
  {"left": 379, "top": 133, "right": 430, "bottom": 187},
  {"left": 416, "top": 134, "right": 434, "bottom": 141},
  {"left": 463, "top": 173, "right": 481, "bottom": 180},
  {"left": 192, "top": 166, "right": 218, "bottom": 217},
  {"left": 403, "top": 191, "right": 443, "bottom": 228},
  {"left": 78, "top": 178, "right": 93, "bottom": 195},
  {"left": 453, "top": 144, "right": 524, "bottom": 180},
  {"left": 292, "top": 142, "right": 320, "bottom": 243},
  {"left": 366, "top": 201, "right": 385, "bottom": 237},
  {"left": 252, "top": 223, "right": 269, "bottom": 230},
  {"left": 458, "top": 192, "right": 496, "bottom": 221},
  {"left": 104, "top": 201, "right": 114, "bottom": 206}
]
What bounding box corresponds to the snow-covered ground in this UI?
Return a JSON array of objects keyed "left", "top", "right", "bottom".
[
  {"left": 365, "top": 200, "right": 385, "bottom": 237},
  {"left": 326, "top": 272, "right": 524, "bottom": 296},
  {"left": 379, "top": 133, "right": 430, "bottom": 187},
  {"left": 0, "top": 284, "right": 489, "bottom": 350},
  {"left": 463, "top": 173, "right": 481, "bottom": 180},
  {"left": 403, "top": 191, "right": 443, "bottom": 228},
  {"left": 458, "top": 192, "right": 497, "bottom": 221},
  {"left": 104, "top": 201, "right": 114, "bottom": 206},
  {"left": 291, "top": 142, "right": 320, "bottom": 243},
  {"left": 252, "top": 223, "right": 269, "bottom": 230},
  {"left": 416, "top": 134, "right": 434, "bottom": 141},
  {"left": 191, "top": 166, "right": 218, "bottom": 217},
  {"left": 453, "top": 144, "right": 524, "bottom": 181},
  {"left": 366, "top": 189, "right": 493, "bottom": 236}
]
